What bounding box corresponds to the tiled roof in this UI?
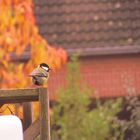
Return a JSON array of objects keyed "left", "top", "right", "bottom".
[{"left": 34, "top": 0, "right": 140, "bottom": 55}]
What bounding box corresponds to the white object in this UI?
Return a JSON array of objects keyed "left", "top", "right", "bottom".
[
  {"left": 0, "top": 115, "right": 23, "bottom": 140},
  {"left": 42, "top": 66, "right": 49, "bottom": 71}
]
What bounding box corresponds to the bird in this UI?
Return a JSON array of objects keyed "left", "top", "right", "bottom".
[{"left": 29, "top": 63, "right": 51, "bottom": 86}]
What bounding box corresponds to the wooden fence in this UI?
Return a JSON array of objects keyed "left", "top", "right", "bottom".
[{"left": 0, "top": 87, "right": 50, "bottom": 140}]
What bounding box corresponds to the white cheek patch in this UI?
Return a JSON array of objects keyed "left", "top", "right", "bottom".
[{"left": 42, "top": 66, "right": 49, "bottom": 71}]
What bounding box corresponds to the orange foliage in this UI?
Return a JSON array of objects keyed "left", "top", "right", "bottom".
[{"left": 0, "top": 0, "right": 67, "bottom": 116}]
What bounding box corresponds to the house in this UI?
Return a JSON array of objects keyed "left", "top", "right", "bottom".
[{"left": 33, "top": 0, "right": 140, "bottom": 100}]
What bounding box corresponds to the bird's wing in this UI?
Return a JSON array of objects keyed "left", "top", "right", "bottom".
[{"left": 29, "top": 68, "right": 48, "bottom": 77}]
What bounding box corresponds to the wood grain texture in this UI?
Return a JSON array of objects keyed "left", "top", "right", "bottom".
[
  {"left": 0, "top": 88, "right": 39, "bottom": 103},
  {"left": 0, "top": 87, "right": 49, "bottom": 140},
  {"left": 23, "top": 102, "right": 33, "bottom": 131},
  {"left": 39, "top": 88, "right": 50, "bottom": 140},
  {"left": 24, "top": 119, "right": 40, "bottom": 140}
]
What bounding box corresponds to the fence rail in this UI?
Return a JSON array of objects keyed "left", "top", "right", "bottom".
[{"left": 0, "top": 87, "right": 50, "bottom": 140}]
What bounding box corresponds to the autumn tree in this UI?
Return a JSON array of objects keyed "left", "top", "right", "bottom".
[{"left": 0, "top": 0, "right": 67, "bottom": 115}]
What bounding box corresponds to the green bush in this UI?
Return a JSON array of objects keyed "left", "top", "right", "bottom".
[
  {"left": 116, "top": 96, "right": 140, "bottom": 140},
  {"left": 108, "top": 79, "right": 140, "bottom": 140},
  {"left": 51, "top": 55, "right": 122, "bottom": 140}
]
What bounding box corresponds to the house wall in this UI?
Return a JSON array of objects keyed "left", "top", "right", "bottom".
[{"left": 48, "top": 54, "right": 140, "bottom": 100}]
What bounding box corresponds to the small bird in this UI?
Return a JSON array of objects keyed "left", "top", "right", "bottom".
[{"left": 29, "top": 63, "right": 51, "bottom": 86}]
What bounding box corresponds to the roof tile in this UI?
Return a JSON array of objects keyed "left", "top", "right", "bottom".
[{"left": 34, "top": 0, "right": 140, "bottom": 54}]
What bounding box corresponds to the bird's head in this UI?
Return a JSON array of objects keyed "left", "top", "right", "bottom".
[{"left": 39, "top": 63, "right": 51, "bottom": 72}]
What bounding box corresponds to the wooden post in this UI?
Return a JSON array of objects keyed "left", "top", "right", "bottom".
[
  {"left": 23, "top": 102, "right": 33, "bottom": 131},
  {"left": 39, "top": 88, "right": 50, "bottom": 140}
]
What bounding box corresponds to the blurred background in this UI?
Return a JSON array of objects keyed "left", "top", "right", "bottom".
[
  {"left": 0, "top": 0, "right": 140, "bottom": 140},
  {"left": 33, "top": 0, "right": 140, "bottom": 99}
]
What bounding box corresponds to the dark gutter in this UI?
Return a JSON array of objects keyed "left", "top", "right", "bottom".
[
  {"left": 66, "top": 45, "right": 140, "bottom": 56},
  {"left": 10, "top": 45, "right": 140, "bottom": 62}
]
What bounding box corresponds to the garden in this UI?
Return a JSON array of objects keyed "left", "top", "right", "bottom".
[{"left": 0, "top": 0, "right": 140, "bottom": 140}]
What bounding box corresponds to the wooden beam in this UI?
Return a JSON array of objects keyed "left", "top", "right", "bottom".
[
  {"left": 0, "top": 88, "right": 39, "bottom": 103},
  {"left": 39, "top": 88, "right": 50, "bottom": 140},
  {"left": 23, "top": 102, "right": 33, "bottom": 131},
  {"left": 24, "top": 119, "right": 40, "bottom": 140}
]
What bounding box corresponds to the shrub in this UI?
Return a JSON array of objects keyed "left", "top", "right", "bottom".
[
  {"left": 111, "top": 79, "right": 140, "bottom": 140},
  {"left": 51, "top": 55, "right": 122, "bottom": 140}
]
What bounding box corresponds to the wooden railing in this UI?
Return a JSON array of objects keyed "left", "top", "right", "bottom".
[{"left": 0, "top": 87, "right": 50, "bottom": 140}]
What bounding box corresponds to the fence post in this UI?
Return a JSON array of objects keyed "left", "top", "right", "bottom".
[
  {"left": 0, "top": 88, "right": 50, "bottom": 140},
  {"left": 39, "top": 88, "right": 50, "bottom": 140},
  {"left": 23, "top": 102, "right": 33, "bottom": 131}
]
